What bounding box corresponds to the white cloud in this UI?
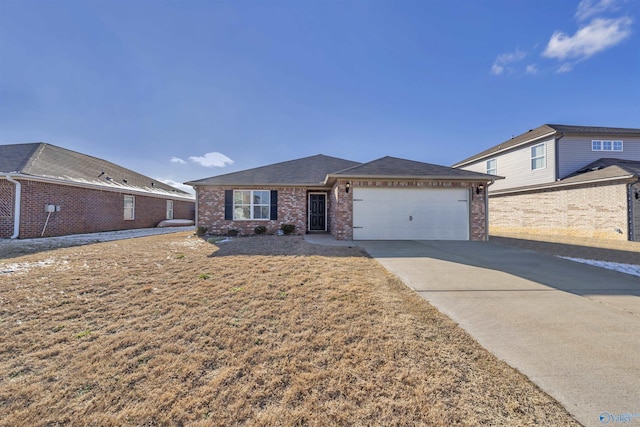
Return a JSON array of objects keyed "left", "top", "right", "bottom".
[
  {"left": 556, "top": 63, "right": 574, "bottom": 73},
  {"left": 188, "top": 152, "right": 234, "bottom": 168},
  {"left": 543, "top": 17, "right": 632, "bottom": 60},
  {"left": 490, "top": 49, "right": 527, "bottom": 75},
  {"left": 575, "top": 0, "right": 622, "bottom": 21},
  {"left": 157, "top": 178, "right": 195, "bottom": 195},
  {"left": 171, "top": 156, "right": 186, "bottom": 164},
  {"left": 525, "top": 64, "right": 539, "bottom": 74}
]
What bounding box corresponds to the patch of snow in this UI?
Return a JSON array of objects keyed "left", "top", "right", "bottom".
[
  {"left": 0, "top": 226, "right": 194, "bottom": 256},
  {"left": 157, "top": 219, "right": 195, "bottom": 227},
  {"left": 559, "top": 257, "right": 640, "bottom": 277},
  {"left": 1, "top": 257, "right": 57, "bottom": 274}
]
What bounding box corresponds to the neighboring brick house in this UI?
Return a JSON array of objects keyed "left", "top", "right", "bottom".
[
  {"left": 1, "top": 143, "right": 195, "bottom": 239},
  {"left": 186, "top": 155, "right": 497, "bottom": 241},
  {"left": 453, "top": 124, "right": 640, "bottom": 242}
]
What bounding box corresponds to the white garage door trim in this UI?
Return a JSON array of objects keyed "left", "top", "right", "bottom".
[{"left": 352, "top": 188, "right": 470, "bottom": 240}]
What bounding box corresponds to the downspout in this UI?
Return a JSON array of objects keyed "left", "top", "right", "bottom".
[
  {"left": 485, "top": 180, "right": 495, "bottom": 241},
  {"left": 6, "top": 174, "right": 21, "bottom": 239},
  {"left": 193, "top": 186, "right": 199, "bottom": 227},
  {"left": 554, "top": 132, "right": 564, "bottom": 180}
]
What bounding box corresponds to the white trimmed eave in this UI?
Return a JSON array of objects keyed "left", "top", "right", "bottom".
[
  {"left": 324, "top": 174, "right": 502, "bottom": 185},
  {"left": 453, "top": 130, "right": 557, "bottom": 168},
  {"left": 490, "top": 174, "right": 636, "bottom": 196},
  {"left": 188, "top": 182, "right": 329, "bottom": 189},
  {"left": 0, "top": 173, "right": 195, "bottom": 201}
]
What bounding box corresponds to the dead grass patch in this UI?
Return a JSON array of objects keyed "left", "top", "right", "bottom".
[{"left": 0, "top": 233, "right": 579, "bottom": 426}]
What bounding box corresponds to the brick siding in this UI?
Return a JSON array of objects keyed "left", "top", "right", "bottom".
[
  {"left": 489, "top": 182, "right": 630, "bottom": 241},
  {"left": 198, "top": 181, "right": 487, "bottom": 241},
  {"left": 196, "top": 186, "right": 307, "bottom": 236},
  {"left": 0, "top": 179, "right": 195, "bottom": 239}
]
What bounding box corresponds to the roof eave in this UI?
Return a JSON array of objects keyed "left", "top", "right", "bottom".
[
  {"left": 326, "top": 173, "right": 502, "bottom": 182},
  {"left": 490, "top": 174, "right": 636, "bottom": 195},
  {"left": 2, "top": 173, "right": 195, "bottom": 201},
  {"left": 186, "top": 181, "right": 328, "bottom": 188}
]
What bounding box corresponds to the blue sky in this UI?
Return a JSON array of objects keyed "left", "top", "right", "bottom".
[{"left": 1, "top": 0, "right": 638, "bottom": 193}]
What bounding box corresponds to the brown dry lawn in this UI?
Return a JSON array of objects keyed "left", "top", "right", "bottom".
[{"left": 0, "top": 232, "right": 580, "bottom": 426}]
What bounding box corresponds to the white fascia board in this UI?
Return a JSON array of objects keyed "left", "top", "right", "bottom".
[
  {"left": 489, "top": 174, "right": 635, "bottom": 195},
  {"left": 0, "top": 173, "right": 195, "bottom": 201}
]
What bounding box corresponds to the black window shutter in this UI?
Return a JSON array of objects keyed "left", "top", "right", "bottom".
[
  {"left": 270, "top": 190, "right": 278, "bottom": 220},
  {"left": 224, "top": 190, "right": 233, "bottom": 220}
]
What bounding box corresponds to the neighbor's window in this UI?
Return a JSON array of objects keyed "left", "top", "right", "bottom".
[
  {"left": 531, "top": 143, "right": 546, "bottom": 170},
  {"left": 166, "top": 200, "right": 174, "bottom": 220},
  {"left": 124, "top": 195, "right": 135, "bottom": 220},
  {"left": 486, "top": 158, "right": 497, "bottom": 175},
  {"left": 233, "top": 190, "right": 270, "bottom": 220},
  {"left": 592, "top": 140, "right": 623, "bottom": 151}
]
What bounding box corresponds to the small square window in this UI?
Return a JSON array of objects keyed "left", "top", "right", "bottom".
[
  {"left": 592, "top": 140, "right": 602, "bottom": 151},
  {"left": 602, "top": 140, "right": 612, "bottom": 151},
  {"left": 613, "top": 141, "right": 623, "bottom": 151}
]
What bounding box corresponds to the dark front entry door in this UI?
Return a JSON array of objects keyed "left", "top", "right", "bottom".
[{"left": 309, "top": 194, "right": 326, "bottom": 231}]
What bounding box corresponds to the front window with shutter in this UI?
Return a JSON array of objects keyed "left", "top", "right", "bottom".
[{"left": 233, "top": 190, "right": 271, "bottom": 220}]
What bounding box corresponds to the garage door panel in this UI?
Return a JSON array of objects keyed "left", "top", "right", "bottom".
[{"left": 353, "top": 188, "right": 469, "bottom": 240}]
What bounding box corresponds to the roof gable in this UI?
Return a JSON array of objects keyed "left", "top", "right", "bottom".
[
  {"left": 0, "top": 142, "right": 192, "bottom": 198},
  {"left": 186, "top": 154, "right": 361, "bottom": 186},
  {"left": 333, "top": 156, "right": 498, "bottom": 180}
]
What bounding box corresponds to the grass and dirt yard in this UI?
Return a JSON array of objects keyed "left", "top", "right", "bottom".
[{"left": 0, "top": 232, "right": 580, "bottom": 426}]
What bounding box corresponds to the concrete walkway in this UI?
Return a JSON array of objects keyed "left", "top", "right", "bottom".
[{"left": 357, "top": 240, "right": 640, "bottom": 427}]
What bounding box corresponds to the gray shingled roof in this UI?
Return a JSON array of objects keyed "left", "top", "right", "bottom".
[
  {"left": 187, "top": 155, "right": 497, "bottom": 186},
  {"left": 454, "top": 124, "right": 640, "bottom": 167},
  {"left": 186, "top": 154, "right": 361, "bottom": 186},
  {"left": 332, "top": 156, "right": 497, "bottom": 180},
  {"left": 561, "top": 158, "right": 640, "bottom": 184},
  {"left": 1, "top": 142, "right": 192, "bottom": 197}
]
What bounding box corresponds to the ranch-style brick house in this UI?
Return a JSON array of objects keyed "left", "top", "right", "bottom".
[
  {"left": 186, "top": 155, "right": 499, "bottom": 241},
  {"left": 453, "top": 124, "right": 640, "bottom": 242},
  {"left": 0, "top": 142, "right": 195, "bottom": 239}
]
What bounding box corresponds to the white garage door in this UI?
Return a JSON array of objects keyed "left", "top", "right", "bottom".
[{"left": 352, "top": 188, "right": 470, "bottom": 240}]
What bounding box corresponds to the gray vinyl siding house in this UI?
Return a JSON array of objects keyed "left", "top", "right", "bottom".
[{"left": 454, "top": 124, "right": 640, "bottom": 242}]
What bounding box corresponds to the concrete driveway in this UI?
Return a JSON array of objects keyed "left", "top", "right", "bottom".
[{"left": 357, "top": 240, "right": 640, "bottom": 427}]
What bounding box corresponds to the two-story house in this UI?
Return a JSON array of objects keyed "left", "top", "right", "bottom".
[{"left": 453, "top": 124, "right": 640, "bottom": 242}]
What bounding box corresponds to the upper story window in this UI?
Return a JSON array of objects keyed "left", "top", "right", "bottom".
[
  {"left": 234, "top": 190, "right": 270, "bottom": 220},
  {"left": 592, "top": 140, "right": 623, "bottom": 151},
  {"left": 531, "top": 143, "right": 546, "bottom": 170},
  {"left": 124, "top": 195, "right": 135, "bottom": 220},
  {"left": 486, "top": 158, "right": 497, "bottom": 175}
]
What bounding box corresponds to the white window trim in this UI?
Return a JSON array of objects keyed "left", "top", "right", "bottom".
[
  {"left": 486, "top": 158, "right": 497, "bottom": 175},
  {"left": 592, "top": 140, "right": 623, "bottom": 152},
  {"left": 124, "top": 195, "right": 135, "bottom": 220},
  {"left": 233, "top": 190, "right": 270, "bottom": 221},
  {"left": 531, "top": 143, "right": 546, "bottom": 171},
  {"left": 166, "top": 200, "right": 174, "bottom": 220}
]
